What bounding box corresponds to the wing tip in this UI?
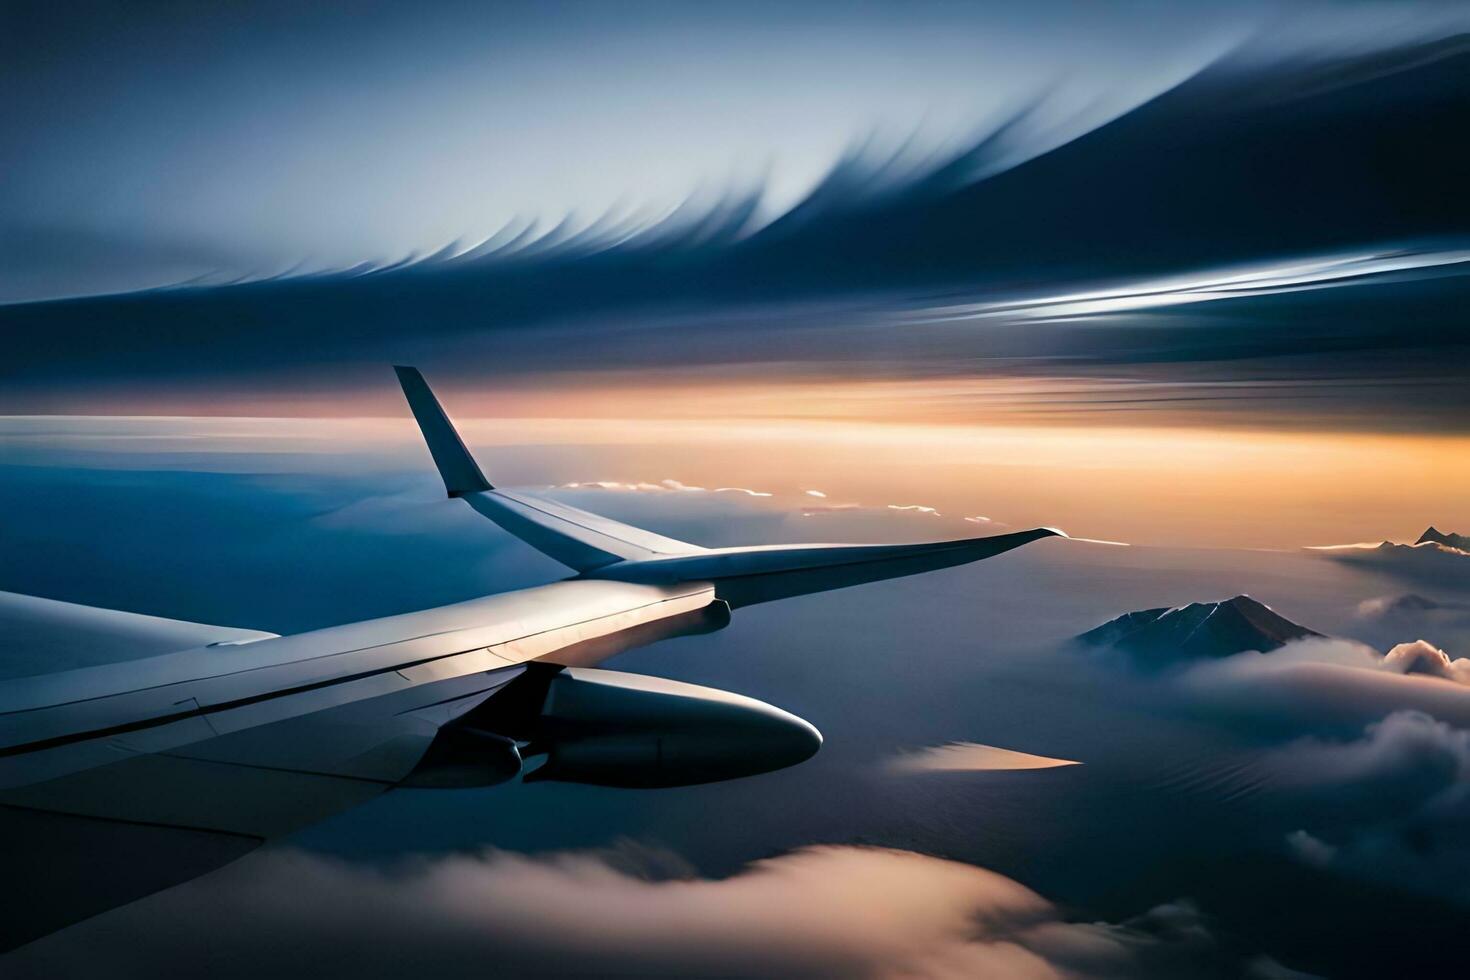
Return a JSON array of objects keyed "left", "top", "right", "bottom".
[{"left": 394, "top": 365, "right": 494, "bottom": 496}]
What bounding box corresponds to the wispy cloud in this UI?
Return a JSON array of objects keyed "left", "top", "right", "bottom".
[
  {"left": 921, "top": 247, "right": 1470, "bottom": 324},
  {"left": 558, "top": 479, "right": 772, "bottom": 497},
  {"left": 886, "top": 503, "right": 942, "bottom": 516},
  {"left": 553, "top": 480, "right": 1004, "bottom": 529}
]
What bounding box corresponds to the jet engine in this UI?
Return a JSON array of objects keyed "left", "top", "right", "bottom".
[{"left": 404, "top": 664, "right": 821, "bottom": 789}]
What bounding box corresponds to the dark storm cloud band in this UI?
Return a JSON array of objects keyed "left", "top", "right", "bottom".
[{"left": 2, "top": 33, "right": 1467, "bottom": 431}]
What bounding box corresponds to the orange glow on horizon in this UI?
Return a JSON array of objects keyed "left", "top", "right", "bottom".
[{"left": 10, "top": 405, "right": 1466, "bottom": 552}]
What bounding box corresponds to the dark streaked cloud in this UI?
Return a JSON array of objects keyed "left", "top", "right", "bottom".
[
  {"left": 1, "top": 0, "right": 1259, "bottom": 296},
  {"left": 3, "top": 29, "right": 1469, "bottom": 432}
]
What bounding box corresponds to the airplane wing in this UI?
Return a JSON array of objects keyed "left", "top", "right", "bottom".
[
  {"left": 392, "top": 365, "right": 1059, "bottom": 600},
  {"left": 0, "top": 578, "right": 725, "bottom": 951},
  {"left": 0, "top": 366, "right": 1059, "bottom": 952}
]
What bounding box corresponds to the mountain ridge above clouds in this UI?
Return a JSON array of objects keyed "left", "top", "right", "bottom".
[
  {"left": 1080, "top": 592, "right": 1470, "bottom": 690},
  {"left": 1078, "top": 595, "right": 1321, "bottom": 666},
  {"left": 1309, "top": 526, "right": 1470, "bottom": 585},
  {"left": 1417, "top": 526, "right": 1470, "bottom": 552}
]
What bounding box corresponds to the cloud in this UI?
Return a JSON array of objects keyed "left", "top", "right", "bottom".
[
  {"left": 1381, "top": 640, "right": 1470, "bottom": 685},
  {"left": 798, "top": 499, "right": 966, "bottom": 522},
  {"left": 550, "top": 480, "right": 958, "bottom": 511},
  {"left": 1284, "top": 830, "right": 1338, "bottom": 869},
  {"left": 1263, "top": 710, "right": 1470, "bottom": 797},
  {"left": 1177, "top": 637, "right": 1470, "bottom": 730},
  {"left": 1283, "top": 824, "right": 1470, "bottom": 907},
  {"left": 798, "top": 502, "right": 862, "bottom": 514},
  {"left": 557, "top": 479, "right": 772, "bottom": 497},
  {"left": 886, "top": 504, "right": 942, "bottom": 517},
  {"left": 886, "top": 741, "right": 1081, "bottom": 773},
  {"left": 1179, "top": 634, "right": 1470, "bottom": 710},
  {"left": 1354, "top": 593, "right": 1440, "bottom": 619},
  {"left": 1265, "top": 712, "right": 1470, "bottom": 904},
  {"left": 928, "top": 247, "right": 1470, "bottom": 324},
  {"left": 1071, "top": 628, "right": 1470, "bottom": 907},
  {"left": 9, "top": 844, "right": 1305, "bottom": 980},
  {"left": 553, "top": 481, "right": 971, "bottom": 525},
  {"left": 6, "top": 33, "right": 1470, "bottom": 439}
]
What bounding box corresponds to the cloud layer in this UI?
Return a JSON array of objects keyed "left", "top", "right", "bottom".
[
  {"left": 1381, "top": 640, "right": 1470, "bottom": 685},
  {"left": 1269, "top": 711, "right": 1470, "bottom": 904},
  {"left": 9, "top": 844, "right": 1307, "bottom": 980}
]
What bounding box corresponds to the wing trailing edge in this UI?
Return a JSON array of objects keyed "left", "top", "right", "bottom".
[{"left": 590, "top": 528, "right": 1063, "bottom": 607}]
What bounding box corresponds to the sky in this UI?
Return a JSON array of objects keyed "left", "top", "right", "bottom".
[
  {"left": 0, "top": 0, "right": 1301, "bottom": 291},
  {"left": 1, "top": 1, "right": 1463, "bottom": 291},
  {"left": 4, "top": 2, "right": 1470, "bottom": 532},
  {"left": 3, "top": 2, "right": 1470, "bottom": 976}
]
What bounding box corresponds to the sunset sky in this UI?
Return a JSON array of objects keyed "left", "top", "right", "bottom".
[
  {"left": 4, "top": 3, "right": 1470, "bottom": 977},
  {"left": 5, "top": 2, "right": 1468, "bottom": 554}
]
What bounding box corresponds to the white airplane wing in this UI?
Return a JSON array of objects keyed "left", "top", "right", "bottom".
[
  {"left": 392, "top": 364, "right": 1059, "bottom": 602},
  {"left": 0, "top": 366, "right": 1059, "bottom": 952},
  {"left": 0, "top": 577, "right": 725, "bottom": 950}
]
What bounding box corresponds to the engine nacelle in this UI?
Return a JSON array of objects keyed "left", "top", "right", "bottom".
[
  {"left": 525, "top": 668, "right": 822, "bottom": 788},
  {"left": 405, "top": 666, "right": 821, "bottom": 789}
]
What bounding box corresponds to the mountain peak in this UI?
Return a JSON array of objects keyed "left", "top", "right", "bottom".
[
  {"left": 1078, "top": 595, "right": 1320, "bottom": 666},
  {"left": 1416, "top": 527, "right": 1470, "bottom": 550}
]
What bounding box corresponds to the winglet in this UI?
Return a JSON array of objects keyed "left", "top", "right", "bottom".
[{"left": 394, "top": 366, "right": 493, "bottom": 497}]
